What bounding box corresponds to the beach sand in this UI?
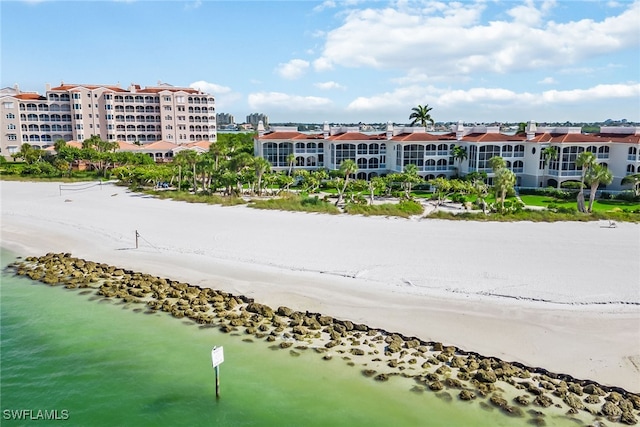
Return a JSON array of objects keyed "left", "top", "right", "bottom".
[{"left": 1, "top": 180, "right": 639, "bottom": 392}]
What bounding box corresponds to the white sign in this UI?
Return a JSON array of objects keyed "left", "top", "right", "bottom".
[{"left": 211, "top": 346, "right": 224, "bottom": 367}]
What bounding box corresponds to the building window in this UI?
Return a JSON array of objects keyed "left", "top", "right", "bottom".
[
  {"left": 164, "top": 106, "right": 172, "bottom": 111},
  {"left": 7, "top": 134, "right": 17, "bottom": 140},
  {"left": 75, "top": 114, "right": 82, "bottom": 120},
  {"left": 7, "top": 124, "right": 16, "bottom": 130},
  {"left": 403, "top": 144, "right": 425, "bottom": 167},
  {"left": 164, "top": 96, "right": 171, "bottom": 102},
  {"left": 6, "top": 113, "right": 15, "bottom": 119},
  {"left": 76, "top": 124, "right": 83, "bottom": 130},
  {"left": 176, "top": 96, "right": 185, "bottom": 103},
  {"left": 2, "top": 102, "right": 14, "bottom": 109},
  {"left": 73, "top": 93, "right": 81, "bottom": 99},
  {"left": 74, "top": 104, "right": 82, "bottom": 110}
]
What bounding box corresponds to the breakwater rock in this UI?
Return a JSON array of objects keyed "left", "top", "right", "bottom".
[{"left": 6, "top": 252, "right": 640, "bottom": 426}]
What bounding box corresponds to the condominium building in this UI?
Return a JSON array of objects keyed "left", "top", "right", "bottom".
[
  {"left": 216, "top": 113, "right": 235, "bottom": 126},
  {"left": 254, "top": 121, "right": 640, "bottom": 191},
  {"left": 0, "top": 81, "right": 216, "bottom": 157},
  {"left": 246, "top": 113, "right": 268, "bottom": 129}
]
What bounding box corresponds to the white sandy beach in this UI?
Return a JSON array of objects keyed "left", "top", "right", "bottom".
[{"left": 1, "top": 180, "right": 639, "bottom": 392}]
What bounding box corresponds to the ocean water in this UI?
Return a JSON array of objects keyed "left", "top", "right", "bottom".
[{"left": 0, "top": 249, "right": 584, "bottom": 427}]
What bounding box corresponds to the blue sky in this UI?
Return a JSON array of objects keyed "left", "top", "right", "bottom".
[{"left": 1, "top": 0, "right": 639, "bottom": 124}]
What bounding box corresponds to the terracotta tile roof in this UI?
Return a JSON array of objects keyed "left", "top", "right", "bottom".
[
  {"left": 49, "top": 84, "right": 127, "bottom": 92},
  {"left": 391, "top": 132, "right": 456, "bottom": 142},
  {"left": 594, "top": 133, "right": 640, "bottom": 144},
  {"left": 137, "top": 87, "right": 200, "bottom": 94},
  {"left": 328, "top": 132, "right": 386, "bottom": 141},
  {"left": 185, "top": 141, "right": 212, "bottom": 149},
  {"left": 529, "top": 133, "right": 621, "bottom": 143},
  {"left": 259, "top": 131, "right": 306, "bottom": 140},
  {"left": 15, "top": 93, "right": 47, "bottom": 100},
  {"left": 140, "top": 140, "right": 179, "bottom": 150},
  {"left": 461, "top": 133, "right": 526, "bottom": 142}
]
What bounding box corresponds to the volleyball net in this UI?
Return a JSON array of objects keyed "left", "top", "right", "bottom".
[{"left": 58, "top": 180, "right": 115, "bottom": 195}]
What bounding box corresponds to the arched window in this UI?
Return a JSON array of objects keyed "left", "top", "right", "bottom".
[
  {"left": 513, "top": 160, "right": 524, "bottom": 173},
  {"left": 425, "top": 159, "right": 436, "bottom": 171},
  {"left": 369, "top": 158, "right": 379, "bottom": 169},
  {"left": 627, "top": 164, "right": 636, "bottom": 173},
  {"left": 425, "top": 144, "right": 436, "bottom": 156},
  {"left": 502, "top": 145, "right": 513, "bottom": 157},
  {"left": 358, "top": 143, "right": 367, "bottom": 155},
  {"left": 437, "top": 144, "right": 448, "bottom": 155},
  {"left": 295, "top": 156, "right": 305, "bottom": 166},
  {"left": 478, "top": 145, "right": 501, "bottom": 169},
  {"left": 278, "top": 142, "right": 293, "bottom": 167},
  {"left": 306, "top": 156, "right": 316, "bottom": 166},
  {"left": 369, "top": 143, "right": 379, "bottom": 155},
  {"left": 295, "top": 142, "right": 305, "bottom": 151},
  {"left": 335, "top": 143, "right": 356, "bottom": 165},
  {"left": 598, "top": 146, "right": 609, "bottom": 159},
  {"left": 513, "top": 144, "right": 525, "bottom": 157},
  {"left": 437, "top": 158, "right": 447, "bottom": 170},
  {"left": 357, "top": 158, "right": 368, "bottom": 169}
]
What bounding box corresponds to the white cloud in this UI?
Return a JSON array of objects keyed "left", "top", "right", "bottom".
[
  {"left": 345, "top": 82, "right": 640, "bottom": 114},
  {"left": 189, "top": 80, "right": 232, "bottom": 94},
  {"left": 314, "top": 81, "right": 346, "bottom": 90},
  {"left": 538, "top": 77, "right": 557, "bottom": 85},
  {"left": 184, "top": 0, "right": 202, "bottom": 11},
  {"left": 275, "top": 59, "right": 310, "bottom": 80},
  {"left": 313, "top": 0, "right": 336, "bottom": 13},
  {"left": 312, "top": 1, "right": 639, "bottom": 78},
  {"left": 248, "top": 92, "right": 333, "bottom": 112}
]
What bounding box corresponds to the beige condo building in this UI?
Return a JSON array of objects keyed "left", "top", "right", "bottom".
[{"left": 0, "top": 81, "right": 217, "bottom": 157}]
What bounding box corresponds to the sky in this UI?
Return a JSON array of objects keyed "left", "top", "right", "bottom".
[{"left": 1, "top": 0, "right": 639, "bottom": 124}]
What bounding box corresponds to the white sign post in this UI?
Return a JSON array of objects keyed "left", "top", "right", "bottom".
[{"left": 211, "top": 346, "right": 224, "bottom": 398}]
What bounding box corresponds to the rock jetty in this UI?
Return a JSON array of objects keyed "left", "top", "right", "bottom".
[{"left": 6, "top": 252, "right": 640, "bottom": 426}]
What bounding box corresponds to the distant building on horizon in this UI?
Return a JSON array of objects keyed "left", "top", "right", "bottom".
[
  {"left": 216, "top": 113, "right": 235, "bottom": 126},
  {"left": 246, "top": 113, "right": 268, "bottom": 129},
  {"left": 0, "top": 81, "right": 217, "bottom": 157}
]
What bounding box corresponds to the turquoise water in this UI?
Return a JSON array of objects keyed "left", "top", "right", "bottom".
[{"left": 0, "top": 250, "right": 583, "bottom": 426}]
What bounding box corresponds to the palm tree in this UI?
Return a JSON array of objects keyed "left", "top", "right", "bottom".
[
  {"left": 541, "top": 146, "right": 558, "bottom": 188},
  {"left": 621, "top": 173, "right": 640, "bottom": 197},
  {"left": 252, "top": 156, "right": 271, "bottom": 196},
  {"left": 585, "top": 164, "right": 613, "bottom": 213},
  {"left": 452, "top": 145, "right": 468, "bottom": 177},
  {"left": 576, "top": 151, "right": 596, "bottom": 213},
  {"left": 367, "top": 176, "right": 386, "bottom": 205},
  {"left": 409, "top": 104, "right": 435, "bottom": 128},
  {"left": 488, "top": 155, "right": 506, "bottom": 171},
  {"left": 286, "top": 153, "right": 296, "bottom": 176},
  {"left": 400, "top": 163, "right": 422, "bottom": 198},
  {"left": 335, "top": 159, "right": 358, "bottom": 206},
  {"left": 494, "top": 168, "right": 516, "bottom": 213},
  {"left": 174, "top": 149, "right": 199, "bottom": 192}
]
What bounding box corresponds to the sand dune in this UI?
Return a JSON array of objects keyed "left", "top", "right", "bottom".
[{"left": 1, "top": 180, "right": 639, "bottom": 391}]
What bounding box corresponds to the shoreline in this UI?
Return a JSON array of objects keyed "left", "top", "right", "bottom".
[
  {"left": 5, "top": 252, "right": 640, "bottom": 426},
  {"left": 1, "top": 180, "right": 639, "bottom": 394}
]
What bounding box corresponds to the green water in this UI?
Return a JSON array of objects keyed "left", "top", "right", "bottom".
[{"left": 0, "top": 250, "right": 584, "bottom": 426}]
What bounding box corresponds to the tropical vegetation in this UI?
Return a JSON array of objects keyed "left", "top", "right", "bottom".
[{"left": 2, "top": 131, "right": 638, "bottom": 222}]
